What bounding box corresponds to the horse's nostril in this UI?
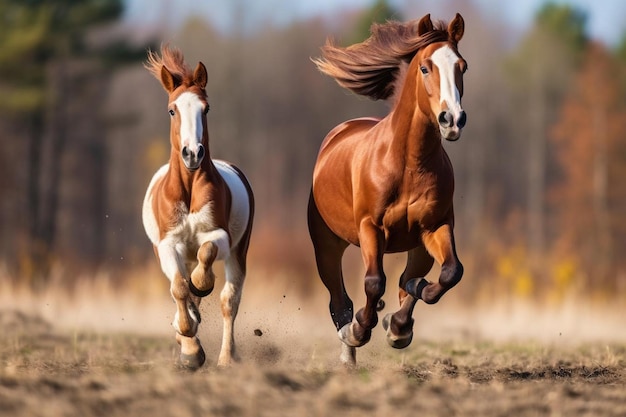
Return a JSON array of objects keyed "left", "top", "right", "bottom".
[
  {"left": 182, "top": 146, "right": 190, "bottom": 159},
  {"left": 197, "top": 145, "right": 205, "bottom": 160},
  {"left": 438, "top": 111, "right": 453, "bottom": 128},
  {"left": 457, "top": 111, "right": 467, "bottom": 128}
]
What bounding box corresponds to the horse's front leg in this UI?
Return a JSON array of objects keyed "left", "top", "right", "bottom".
[
  {"left": 382, "top": 246, "right": 434, "bottom": 349},
  {"left": 406, "top": 223, "right": 463, "bottom": 304},
  {"left": 339, "top": 219, "right": 385, "bottom": 348}
]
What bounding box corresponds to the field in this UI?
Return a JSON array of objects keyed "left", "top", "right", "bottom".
[{"left": 1, "top": 270, "right": 625, "bottom": 417}]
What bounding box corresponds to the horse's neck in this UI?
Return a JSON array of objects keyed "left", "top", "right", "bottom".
[
  {"left": 388, "top": 63, "right": 442, "bottom": 166},
  {"left": 389, "top": 104, "right": 442, "bottom": 168}
]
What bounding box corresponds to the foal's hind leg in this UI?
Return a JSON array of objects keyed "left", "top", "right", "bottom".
[
  {"left": 217, "top": 254, "right": 246, "bottom": 367},
  {"left": 307, "top": 194, "right": 354, "bottom": 365},
  {"left": 382, "top": 246, "right": 434, "bottom": 349}
]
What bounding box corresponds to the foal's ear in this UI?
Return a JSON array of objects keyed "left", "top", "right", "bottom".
[
  {"left": 448, "top": 13, "right": 465, "bottom": 44},
  {"left": 417, "top": 14, "right": 433, "bottom": 36},
  {"left": 160, "top": 65, "right": 181, "bottom": 93},
  {"left": 193, "top": 62, "right": 208, "bottom": 90}
]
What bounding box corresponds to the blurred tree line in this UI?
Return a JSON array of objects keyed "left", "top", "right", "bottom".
[{"left": 1, "top": 0, "right": 626, "bottom": 301}]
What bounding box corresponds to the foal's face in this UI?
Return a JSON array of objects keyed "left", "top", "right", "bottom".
[
  {"left": 168, "top": 89, "right": 209, "bottom": 171},
  {"left": 159, "top": 62, "right": 209, "bottom": 171},
  {"left": 417, "top": 42, "right": 467, "bottom": 141}
]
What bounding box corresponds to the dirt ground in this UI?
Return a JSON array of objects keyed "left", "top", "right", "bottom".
[{"left": 1, "top": 280, "right": 625, "bottom": 417}]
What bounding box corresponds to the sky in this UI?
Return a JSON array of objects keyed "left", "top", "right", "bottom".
[{"left": 123, "top": 0, "right": 626, "bottom": 47}]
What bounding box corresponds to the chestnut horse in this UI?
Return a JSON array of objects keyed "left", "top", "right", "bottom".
[
  {"left": 308, "top": 14, "right": 467, "bottom": 365},
  {"left": 142, "top": 46, "right": 254, "bottom": 369}
]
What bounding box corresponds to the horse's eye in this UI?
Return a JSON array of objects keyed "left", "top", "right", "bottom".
[
  {"left": 203, "top": 105, "right": 210, "bottom": 115},
  {"left": 168, "top": 109, "right": 175, "bottom": 116},
  {"left": 420, "top": 66, "right": 429, "bottom": 75}
]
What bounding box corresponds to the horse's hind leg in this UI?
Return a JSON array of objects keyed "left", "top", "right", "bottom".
[
  {"left": 338, "top": 219, "right": 385, "bottom": 349},
  {"left": 307, "top": 193, "right": 354, "bottom": 365},
  {"left": 382, "top": 246, "right": 434, "bottom": 349}
]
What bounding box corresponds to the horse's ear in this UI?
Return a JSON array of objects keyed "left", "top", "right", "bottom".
[
  {"left": 417, "top": 14, "right": 433, "bottom": 36},
  {"left": 160, "top": 65, "right": 180, "bottom": 93},
  {"left": 448, "top": 13, "right": 465, "bottom": 43},
  {"left": 193, "top": 62, "right": 208, "bottom": 89}
]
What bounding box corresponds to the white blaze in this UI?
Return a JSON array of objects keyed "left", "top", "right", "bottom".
[
  {"left": 173, "top": 91, "right": 204, "bottom": 153},
  {"left": 430, "top": 45, "right": 462, "bottom": 115}
]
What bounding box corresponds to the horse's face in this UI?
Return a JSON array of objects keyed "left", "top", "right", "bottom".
[
  {"left": 415, "top": 14, "right": 467, "bottom": 141},
  {"left": 161, "top": 62, "right": 210, "bottom": 171}
]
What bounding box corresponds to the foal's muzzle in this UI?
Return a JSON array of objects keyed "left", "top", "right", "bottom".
[
  {"left": 438, "top": 110, "right": 467, "bottom": 141},
  {"left": 181, "top": 144, "right": 205, "bottom": 170}
]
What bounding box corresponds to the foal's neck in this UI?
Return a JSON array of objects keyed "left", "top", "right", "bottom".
[{"left": 167, "top": 149, "right": 214, "bottom": 203}]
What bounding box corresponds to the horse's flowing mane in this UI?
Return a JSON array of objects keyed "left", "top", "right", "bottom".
[
  {"left": 313, "top": 19, "right": 450, "bottom": 100},
  {"left": 144, "top": 44, "right": 195, "bottom": 87}
]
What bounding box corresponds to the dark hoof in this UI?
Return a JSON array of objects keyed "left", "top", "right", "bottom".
[
  {"left": 178, "top": 345, "right": 206, "bottom": 371},
  {"left": 387, "top": 331, "right": 413, "bottom": 349},
  {"left": 382, "top": 313, "right": 413, "bottom": 349},
  {"left": 189, "top": 280, "right": 213, "bottom": 298}
]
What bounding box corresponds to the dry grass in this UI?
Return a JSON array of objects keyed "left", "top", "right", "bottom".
[{"left": 1, "top": 263, "right": 626, "bottom": 416}]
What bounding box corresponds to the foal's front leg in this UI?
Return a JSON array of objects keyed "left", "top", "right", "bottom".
[
  {"left": 190, "top": 240, "right": 218, "bottom": 297},
  {"left": 338, "top": 219, "right": 385, "bottom": 347},
  {"left": 157, "top": 241, "right": 200, "bottom": 337},
  {"left": 157, "top": 241, "right": 204, "bottom": 369},
  {"left": 191, "top": 228, "right": 230, "bottom": 297}
]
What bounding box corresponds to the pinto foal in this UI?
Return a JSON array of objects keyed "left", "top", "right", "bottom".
[{"left": 142, "top": 46, "right": 254, "bottom": 369}]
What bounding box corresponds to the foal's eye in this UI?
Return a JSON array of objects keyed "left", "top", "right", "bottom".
[
  {"left": 168, "top": 109, "right": 175, "bottom": 116},
  {"left": 420, "top": 66, "right": 429, "bottom": 75},
  {"left": 203, "top": 105, "right": 210, "bottom": 115}
]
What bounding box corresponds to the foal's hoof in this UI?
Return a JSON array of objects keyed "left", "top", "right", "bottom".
[
  {"left": 382, "top": 313, "right": 413, "bottom": 349},
  {"left": 190, "top": 269, "right": 215, "bottom": 297},
  {"left": 179, "top": 345, "right": 206, "bottom": 371},
  {"left": 189, "top": 280, "right": 213, "bottom": 298}
]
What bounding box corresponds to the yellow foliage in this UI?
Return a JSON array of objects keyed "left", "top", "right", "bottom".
[
  {"left": 144, "top": 139, "right": 169, "bottom": 172},
  {"left": 547, "top": 258, "right": 578, "bottom": 303},
  {"left": 495, "top": 246, "right": 535, "bottom": 299},
  {"left": 514, "top": 270, "right": 534, "bottom": 298}
]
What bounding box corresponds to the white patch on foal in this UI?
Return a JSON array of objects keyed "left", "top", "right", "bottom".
[{"left": 142, "top": 160, "right": 252, "bottom": 284}]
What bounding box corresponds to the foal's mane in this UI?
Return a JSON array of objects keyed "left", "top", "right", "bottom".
[
  {"left": 144, "top": 44, "right": 199, "bottom": 90},
  {"left": 313, "top": 19, "right": 450, "bottom": 101}
]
